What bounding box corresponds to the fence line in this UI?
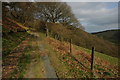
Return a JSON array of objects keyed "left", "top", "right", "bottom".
[{"left": 46, "top": 29, "right": 95, "bottom": 71}]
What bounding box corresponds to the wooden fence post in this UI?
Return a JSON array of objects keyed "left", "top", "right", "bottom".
[
  {"left": 57, "top": 35, "right": 58, "bottom": 40},
  {"left": 46, "top": 28, "right": 49, "bottom": 37},
  {"left": 50, "top": 31, "right": 52, "bottom": 37},
  {"left": 61, "top": 37, "right": 63, "bottom": 42},
  {"left": 70, "top": 39, "right": 72, "bottom": 53},
  {"left": 58, "top": 35, "right": 60, "bottom": 40},
  {"left": 55, "top": 35, "right": 57, "bottom": 39},
  {"left": 91, "top": 46, "right": 95, "bottom": 71}
]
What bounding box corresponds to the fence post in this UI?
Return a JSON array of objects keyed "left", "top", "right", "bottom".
[
  {"left": 46, "top": 28, "right": 49, "bottom": 37},
  {"left": 58, "top": 35, "right": 60, "bottom": 40},
  {"left": 55, "top": 35, "right": 57, "bottom": 39},
  {"left": 91, "top": 46, "right": 95, "bottom": 71},
  {"left": 61, "top": 37, "right": 63, "bottom": 42},
  {"left": 57, "top": 35, "right": 58, "bottom": 40},
  {"left": 50, "top": 31, "right": 52, "bottom": 37},
  {"left": 70, "top": 39, "right": 72, "bottom": 54}
]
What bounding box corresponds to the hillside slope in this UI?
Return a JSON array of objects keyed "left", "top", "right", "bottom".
[
  {"left": 92, "top": 29, "right": 119, "bottom": 45},
  {"left": 40, "top": 32, "right": 118, "bottom": 78},
  {"left": 2, "top": 18, "right": 29, "bottom": 58},
  {"left": 45, "top": 23, "right": 118, "bottom": 58},
  {"left": 2, "top": 32, "right": 28, "bottom": 58}
]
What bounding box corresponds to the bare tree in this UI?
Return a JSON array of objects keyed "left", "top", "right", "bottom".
[
  {"left": 35, "top": 2, "right": 84, "bottom": 29},
  {"left": 2, "top": 2, "right": 35, "bottom": 24}
]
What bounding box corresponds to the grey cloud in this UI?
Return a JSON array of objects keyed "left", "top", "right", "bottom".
[{"left": 67, "top": 2, "right": 118, "bottom": 32}]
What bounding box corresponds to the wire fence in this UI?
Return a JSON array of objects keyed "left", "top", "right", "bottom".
[{"left": 45, "top": 28, "right": 95, "bottom": 72}]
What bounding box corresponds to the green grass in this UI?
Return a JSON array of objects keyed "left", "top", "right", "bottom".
[
  {"left": 10, "top": 37, "right": 33, "bottom": 78},
  {"left": 10, "top": 52, "right": 31, "bottom": 78},
  {"left": 41, "top": 34, "right": 91, "bottom": 78},
  {"left": 24, "top": 35, "right": 45, "bottom": 78},
  {"left": 2, "top": 32, "right": 28, "bottom": 58},
  {"left": 8, "top": 32, "right": 45, "bottom": 78},
  {"left": 38, "top": 32, "right": 73, "bottom": 78},
  {"left": 32, "top": 59, "right": 45, "bottom": 78},
  {"left": 10, "top": 37, "right": 32, "bottom": 78},
  {"left": 74, "top": 45, "right": 118, "bottom": 65},
  {"left": 44, "top": 41, "right": 74, "bottom": 78}
]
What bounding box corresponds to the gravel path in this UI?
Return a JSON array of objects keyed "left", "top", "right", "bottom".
[{"left": 38, "top": 35, "right": 58, "bottom": 78}]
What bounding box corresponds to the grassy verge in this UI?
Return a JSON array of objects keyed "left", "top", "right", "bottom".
[
  {"left": 24, "top": 36, "right": 45, "bottom": 78},
  {"left": 41, "top": 36, "right": 90, "bottom": 78},
  {"left": 43, "top": 35, "right": 118, "bottom": 78},
  {"left": 74, "top": 45, "right": 118, "bottom": 65},
  {"left": 10, "top": 35, "right": 45, "bottom": 78},
  {"left": 37, "top": 32, "right": 72, "bottom": 78},
  {"left": 10, "top": 45, "right": 32, "bottom": 78},
  {"left": 44, "top": 42, "right": 73, "bottom": 78},
  {"left": 2, "top": 32, "right": 28, "bottom": 58}
]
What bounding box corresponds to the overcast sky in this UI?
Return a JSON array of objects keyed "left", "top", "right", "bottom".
[
  {"left": 67, "top": 2, "right": 118, "bottom": 33},
  {"left": 1, "top": 0, "right": 118, "bottom": 33}
]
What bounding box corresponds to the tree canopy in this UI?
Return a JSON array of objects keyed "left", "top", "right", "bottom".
[{"left": 2, "top": 2, "right": 84, "bottom": 30}]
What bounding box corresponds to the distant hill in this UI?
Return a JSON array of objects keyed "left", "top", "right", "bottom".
[{"left": 92, "top": 29, "right": 119, "bottom": 45}]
